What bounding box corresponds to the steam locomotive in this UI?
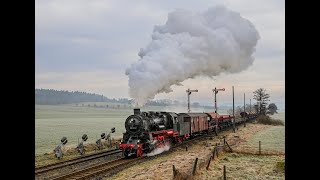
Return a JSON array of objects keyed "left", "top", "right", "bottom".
[{"left": 119, "top": 108, "right": 252, "bottom": 157}]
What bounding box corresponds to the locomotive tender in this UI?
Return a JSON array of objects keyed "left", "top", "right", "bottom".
[{"left": 119, "top": 108, "right": 239, "bottom": 157}]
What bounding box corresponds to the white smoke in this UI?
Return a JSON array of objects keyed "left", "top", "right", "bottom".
[
  {"left": 145, "top": 143, "right": 171, "bottom": 157},
  {"left": 125, "top": 5, "right": 260, "bottom": 107}
]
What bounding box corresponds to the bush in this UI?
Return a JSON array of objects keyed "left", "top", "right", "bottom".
[
  {"left": 276, "top": 161, "right": 285, "bottom": 172},
  {"left": 256, "top": 115, "right": 284, "bottom": 126}
]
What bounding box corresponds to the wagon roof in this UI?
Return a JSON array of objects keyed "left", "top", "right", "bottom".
[
  {"left": 166, "top": 112, "right": 178, "bottom": 117},
  {"left": 205, "top": 112, "right": 221, "bottom": 118},
  {"left": 178, "top": 113, "right": 208, "bottom": 117}
]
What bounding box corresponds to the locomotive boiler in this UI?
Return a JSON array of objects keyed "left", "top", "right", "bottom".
[{"left": 125, "top": 108, "right": 174, "bottom": 136}]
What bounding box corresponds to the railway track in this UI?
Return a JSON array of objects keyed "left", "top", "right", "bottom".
[
  {"left": 51, "top": 136, "right": 209, "bottom": 180},
  {"left": 51, "top": 157, "right": 144, "bottom": 180},
  {"left": 36, "top": 135, "right": 209, "bottom": 179},
  {"left": 35, "top": 149, "right": 122, "bottom": 176}
]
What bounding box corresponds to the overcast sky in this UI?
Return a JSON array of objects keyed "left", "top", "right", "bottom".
[{"left": 35, "top": 0, "right": 285, "bottom": 109}]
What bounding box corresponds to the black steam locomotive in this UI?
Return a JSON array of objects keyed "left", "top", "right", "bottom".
[{"left": 120, "top": 109, "right": 177, "bottom": 157}]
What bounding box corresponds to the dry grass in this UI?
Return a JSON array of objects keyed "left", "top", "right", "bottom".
[
  {"left": 198, "top": 153, "right": 285, "bottom": 180},
  {"left": 195, "top": 122, "right": 285, "bottom": 180},
  {"left": 103, "top": 123, "right": 285, "bottom": 180}
]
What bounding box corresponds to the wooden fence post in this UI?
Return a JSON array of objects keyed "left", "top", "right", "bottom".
[
  {"left": 225, "top": 141, "right": 233, "bottom": 152},
  {"left": 216, "top": 147, "right": 219, "bottom": 158},
  {"left": 173, "top": 165, "right": 177, "bottom": 178},
  {"left": 206, "top": 156, "right": 212, "bottom": 170},
  {"left": 212, "top": 147, "right": 216, "bottom": 160},
  {"left": 259, "top": 141, "right": 261, "bottom": 155},
  {"left": 192, "top": 158, "right": 198, "bottom": 175}
]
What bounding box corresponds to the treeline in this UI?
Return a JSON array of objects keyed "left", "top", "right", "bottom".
[
  {"left": 35, "top": 89, "right": 132, "bottom": 105},
  {"left": 35, "top": 89, "right": 191, "bottom": 106}
]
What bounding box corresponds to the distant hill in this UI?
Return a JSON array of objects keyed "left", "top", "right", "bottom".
[
  {"left": 35, "top": 89, "right": 131, "bottom": 105},
  {"left": 35, "top": 88, "right": 218, "bottom": 107},
  {"left": 35, "top": 89, "right": 181, "bottom": 106}
]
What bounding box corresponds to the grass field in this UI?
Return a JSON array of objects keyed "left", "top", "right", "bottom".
[
  {"left": 35, "top": 103, "right": 216, "bottom": 155},
  {"left": 242, "top": 111, "right": 285, "bottom": 153},
  {"left": 35, "top": 103, "right": 284, "bottom": 156},
  {"left": 248, "top": 126, "right": 285, "bottom": 152},
  {"left": 36, "top": 103, "right": 134, "bottom": 155}
]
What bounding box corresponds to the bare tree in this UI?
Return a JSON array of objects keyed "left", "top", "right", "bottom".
[
  {"left": 253, "top": 104, "right": 259, "bottom": 114},
  {"left": 253, "top": 88, "right": 270, "bottom": 115}
]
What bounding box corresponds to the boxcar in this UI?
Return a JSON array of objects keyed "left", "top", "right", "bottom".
[{"left": 177, "top": 113, "right": 209, "bottom": 136}]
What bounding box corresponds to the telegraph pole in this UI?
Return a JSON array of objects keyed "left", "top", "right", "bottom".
[
  {"left": 244, "top": 93, "right": 246, "bottom": 127},
  {"left": 212, "top": 87, "right": 225, "bottom": 113},
  {"left": 186, "top": 89, "right": 198, "bottom": 112},
  {"left": 250, "top": 99, "right": 251, "bottom": 114},
  {"left": 232, "top": 86, "right": 235, "bottom": 133}
]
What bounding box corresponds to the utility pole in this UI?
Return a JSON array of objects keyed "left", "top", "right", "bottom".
[
  {"left": 186, "top": 89, "right": 198, "bottom": 113},
  {"left": 212, "top": 87, "right": 225, "bottom": 113},
  {"left": 244, "top": 93, "right": 246, "bottom": 127},
  {"left": 250, "top": 99, "right": 251, "bottom": 114},
  {"left": 232, "top": 86, "right": 235, "bottom": 133}
]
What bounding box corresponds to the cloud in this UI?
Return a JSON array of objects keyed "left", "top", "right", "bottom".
[
  {"left": 36, "top": 70, "right": 129, "bottom": 98},
  {"left": 35, "top": 0, "right": 284, "bottom": 107},
  {"left": 153, "top": 55, "right": 284, "bottom": 105}
]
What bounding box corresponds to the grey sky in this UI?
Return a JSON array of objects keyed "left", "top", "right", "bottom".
[{"left": 35, "top": 0, "right": 285, "bottom": 109}]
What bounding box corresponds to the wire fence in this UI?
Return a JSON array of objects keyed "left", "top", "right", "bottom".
[{"left": 172, "top": 137, "right": 285, "bottom": 179}]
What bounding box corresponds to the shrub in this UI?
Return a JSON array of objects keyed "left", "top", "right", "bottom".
[
  {"left": 256, "top": 115, "right": 284, "bottom": 126},
  {"left": 276, "top": 161, "right": 285, "bottom": 172}
]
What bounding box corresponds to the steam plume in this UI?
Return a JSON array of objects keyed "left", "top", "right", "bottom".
[
  {"left": 145, "top": 143, "right": 171, "bottom": 157},
  {"left": 125, "top": 6, "right": 260, "bottom": 107}
]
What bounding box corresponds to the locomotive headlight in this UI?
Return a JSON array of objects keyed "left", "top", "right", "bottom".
[
  {"left": 129, "top": 118, "right": 138, "bottom": 129},
  {"left": 129, "top": 118, "right": 136, "bottom": 124}
]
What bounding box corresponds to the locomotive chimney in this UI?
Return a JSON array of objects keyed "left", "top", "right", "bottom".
[{"left": 134, "top": 108, "right": 140, "bottom": 115}]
